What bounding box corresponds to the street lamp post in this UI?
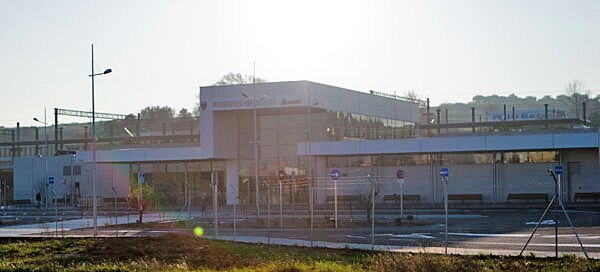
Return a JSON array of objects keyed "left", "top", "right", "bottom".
[
  {"left": 242, "top": 91, "right": 265, "bottom": 218},
  {"left": 305, "top": 92, "right": 318, "bottom": 246},
  {"left": 33, "top": 111, "right": 49, "bottom": 208},
  {"left": 88, "top": 43, "right": 112, "bottom": 236}
]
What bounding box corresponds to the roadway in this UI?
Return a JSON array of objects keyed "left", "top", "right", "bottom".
[{"left": 0, "top": 208, "right": 598, "bottom": 258}]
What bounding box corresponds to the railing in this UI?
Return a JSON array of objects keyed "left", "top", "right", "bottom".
[{"left": 0, "top": 134, "right": 200, "bottom": 159}]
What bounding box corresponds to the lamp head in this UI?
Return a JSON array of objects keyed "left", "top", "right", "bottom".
[
  {"left": 103, "top": 68, "right": 112, "bottom": 74},
  {"left": 33, "top": 118, "right": 40, "bottom": 122},
  {"left": 242, "top": 92, "right": 249, "bottom": 98}
]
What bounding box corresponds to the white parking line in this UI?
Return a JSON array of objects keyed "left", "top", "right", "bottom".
[
  {"left": 461, "top": 240, "right": 600, "bottom": 248},
  {"left": 446, "top": 232, "right": 531, "bottom": 238},
  {"left": 539, "top": 234, "right": 600, "bottom": 239},
  {"left": 525, "top": 220, "right": 555, "bottom": 225},
  {"left": 372, "top": 233, "right": 435, "bottom": 239},
  {"left": 448, "top": 232, "right": 600, "bottom": 239}
]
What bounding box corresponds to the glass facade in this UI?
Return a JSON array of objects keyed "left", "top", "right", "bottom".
[
  {"left": 326, "top": 151, "right": 559, "bottom": 169},
  {"left": 127, "top": 161, "right": 226, "bottom": 208},
  {"left": 231, "top": 106, "right": 417, "bottom": 206}
]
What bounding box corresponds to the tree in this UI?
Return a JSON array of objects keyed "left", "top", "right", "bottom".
[
  {"left": 558, "top": 80, "right": 590, "bottom": 119},
  {"left": 140, "top": 106, "right": 175, "bottom": 120},
  {"left": 403, "top": 90, "right": 421, "bottom": 103},
  {"left": 587, "top": 94, "right": 600, "bottom": 127},
  {"left": 214, "top": 72, "right": 267, "bottom": 85},
  {"left": 177, "top": 108, "right": 192, "bottom": 119}
]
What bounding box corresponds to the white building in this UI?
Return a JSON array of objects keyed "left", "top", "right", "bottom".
[{"left": 8, "top": 81, "right": 600, "bottom": 208}]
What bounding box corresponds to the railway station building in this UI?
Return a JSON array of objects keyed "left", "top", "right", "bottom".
[{"left": 3, "top": 81, "right": 599, "bottom": 208}]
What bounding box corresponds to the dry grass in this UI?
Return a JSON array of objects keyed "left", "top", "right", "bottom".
[{"left": 0, "top": 234, "right": 597, "bottom": 271}]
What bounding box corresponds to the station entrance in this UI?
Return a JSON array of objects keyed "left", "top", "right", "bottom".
[
  {"left": 129, "top": 161, "right": 226, "bottom": 210},
  {"left": 0, "top": 170, "right": 13, "bottom": 205}
]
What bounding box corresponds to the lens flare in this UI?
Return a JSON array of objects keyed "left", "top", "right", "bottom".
[{"left": 193, "top": 226, "right": 204, "bottom": 237}]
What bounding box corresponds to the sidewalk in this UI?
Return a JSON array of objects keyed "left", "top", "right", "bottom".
[
  {"left": 216, "top": 235, "right": 599, "bottom": 259},
  {"left": 0, "top": 212, "right": 177, "bottom": 237}
]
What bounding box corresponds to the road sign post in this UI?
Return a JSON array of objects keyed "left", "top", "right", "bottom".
[
  {"left": 440, "top": 167, "right": 449, "bottom": 254},
  {"left": 279, "top": 179, "right": 283, "bottom": 231},
  {"left": 554, "top": 165, "right": 563, "bottom": 256},
  {"left": 555, "top": 165, "right": 563, "bottom": 203},
  {"left": 396, "top": 169, "right": 406, "bottom": 218},
  {"left": 329, "top": 169, "right": 341, "bottom": 229},
  {"left": 47, "top": 176, "right": 55, "bottom": 209},
  {"left": 211, "top": 167, "right": 219, "bottom": 239},
  {"left": 369, "top": 172, "right": 375, "bottom": 250},
  {"left": 137, "top": 172, "right": 144, "bottom": 223},
  {"left": 278, "top": 170, "right": 285, "bottom": 231},
  {"left": 291, "top": 171, "right": 296, "bottom": 210}
]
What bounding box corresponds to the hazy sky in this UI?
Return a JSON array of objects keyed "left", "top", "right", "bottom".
[{"left": 1, "top": 0, "right": 599, "bottom": 127}]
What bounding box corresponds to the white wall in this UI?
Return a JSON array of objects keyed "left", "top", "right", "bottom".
[
  {"left": 315, "top": 164, "right": 496, "bottom": 204},
  {"left": 13, "top": 155, "right": 131, "bottom": 203},
  {"left": 565, "top": 149, "right": 600, "bottom": 201},
  {"left": 213, "top": 111, "right": 239, "bottom": 159},
  {"left": 498, "top": 163, "right": 555, "bottom": 200},
  {"left": 444, "top": 164, "right": 494, "bottom": 201},
  {"left": 199, "top": 81, "right": 419, "bottom": 122},
  {"left": 300, "top": 132, "right": 599, "bottom": 156},
  {"left": 225, "top": 159, "right": 239, "bottom": 205}
]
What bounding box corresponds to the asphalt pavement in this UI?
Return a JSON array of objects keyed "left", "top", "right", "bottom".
[{"left": 0, "top": 207, "right": 598, "bottom": 258}]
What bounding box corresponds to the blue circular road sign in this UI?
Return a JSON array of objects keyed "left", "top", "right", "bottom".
[
  {"left": 440, "top": 167, "right": 449, "bottom": 177},
  {"left": 396, "top": 168, "right": 406, "bottom": 180},
  {"left": 329, "top": 168, "right": 341, "bottom": 181}
]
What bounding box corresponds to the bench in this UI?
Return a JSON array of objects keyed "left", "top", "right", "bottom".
[
  {"left": 574, "top": 192, "right": 600, "bottom": 202},
  {"left": 507, "top": 193, "right": 548, "bottom": 203},
  {"left": 103, "top": 197, "right": 129, "bottom": 203},
  {"left": 10, "top": 199, "right": 31, "bottom": 206},
  {"left": 103, "top": 197, "right": 131, "bottom": 207},
  {"left": 326, "top": 195, "right": 362, "bottom": 204},
  {"left": 383, "top": 194, "right": 420, "bottom": 203},
  {"left": 448, "top": 194, "right": 482, "bottom": 203}
]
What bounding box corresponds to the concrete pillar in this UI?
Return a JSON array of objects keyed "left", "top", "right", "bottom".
[
  {"left": 54, "top": 108, "right": 59, "bottom": 152},
  {"left": 426, "top": 98, "right": 430, "bottom": 136},
  {"left": 430, "top": 153, "right": 439, "bottom": 204},
  {"left": 136, "top": 113, "right": 141, "bottom": 136},
  {"left": 444, "top": 108, "right": 448, "bottom": 134},
  {"left": 544, "top": 104, "right": 549, "bottom": 129},
  {"left": 471, "top": 107, "right": 475, "bottom": 133},
  {"left": 436, "top": 109, "right": 441, "bottom": 134},
  {"left": 84, "top": 126, "right": 89, "bottom": 151},
  {"left": 315, "top": 156, "right": 328, "bottom": 205},
  {"left": 225, "top": 159, "right": 239, "bottom": 205},
  {"left": 16, "top": 122, "right": 20, "bottom": 157},
  {"left": 35, "top": 128, "right": 39, "bottom": 156},
  {"left": 59, "top": 127, "right": 63, "bottom": 150}
]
